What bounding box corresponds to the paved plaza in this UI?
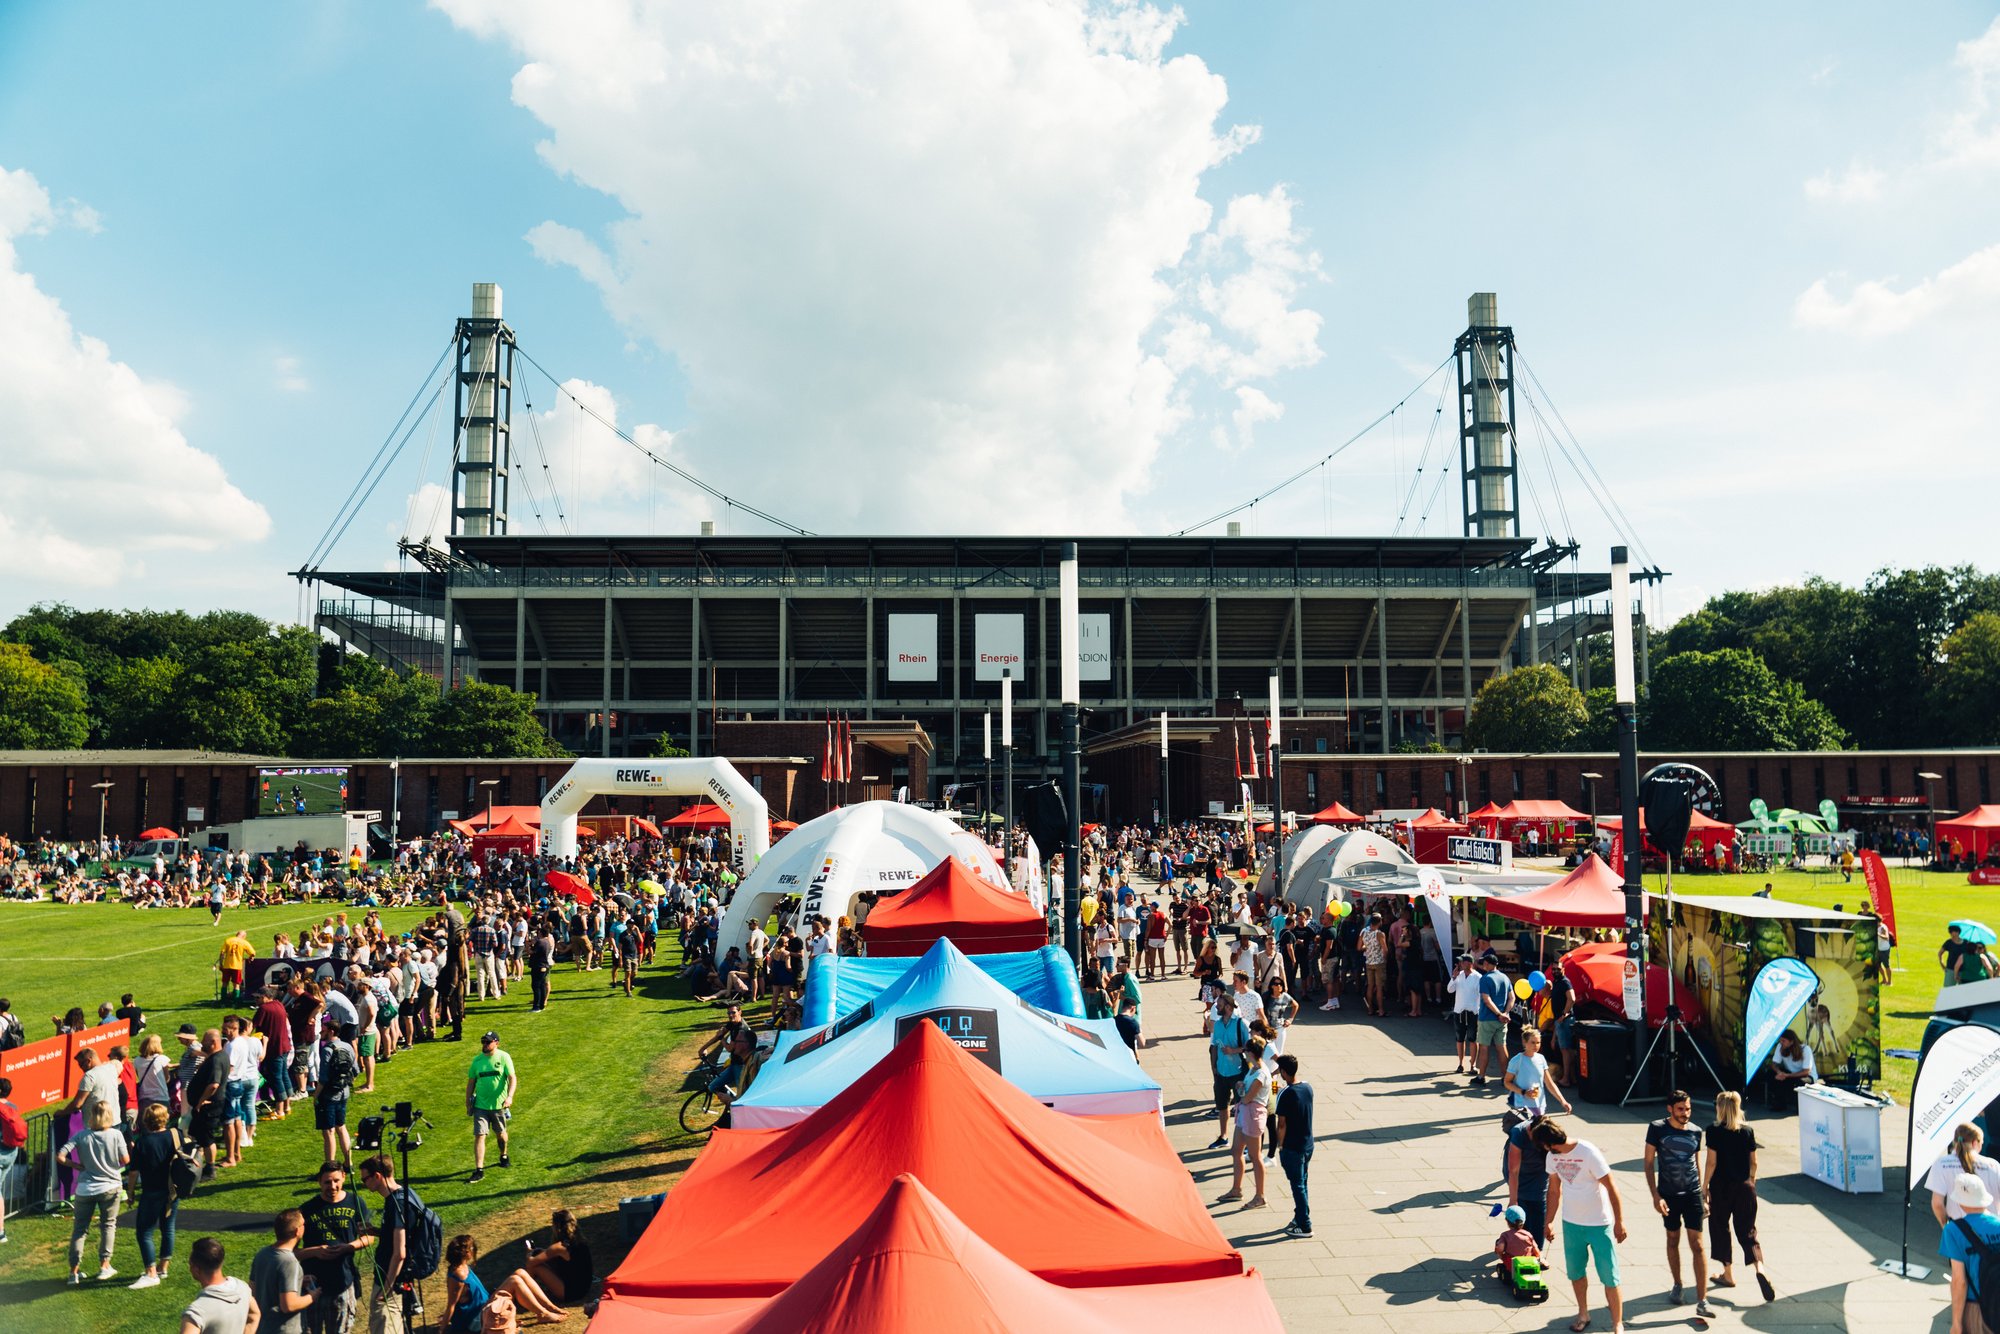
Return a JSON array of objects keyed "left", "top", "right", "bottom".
[{"left": 1135, "top": 968, "right": 1951, "bottom": 1333}]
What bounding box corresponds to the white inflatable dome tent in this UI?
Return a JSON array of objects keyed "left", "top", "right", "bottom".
[{"left": 715, "top": 800, "right": 1008, "bottom": 952}]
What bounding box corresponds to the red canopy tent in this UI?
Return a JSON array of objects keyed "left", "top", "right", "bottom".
[
  {"left": 665, "top": 803, "right": 732, "bottom": 829},
  {"left": 545, "top": 869, "right": 595, "bottom": 907},
  {"left": 139, "top": 826, "right": 177, "bottom": 840},
  {"left": 446, "top": 805, "right": 542, "bottom": 837},
  {"left": 1305, "top": 802, "right": 1365, "bottom": 825},
  {"left": 591, "top": 1175, "right": 1280, "bottom": 1334},
  {"left": 1465, "top": 801, "right": 1504, "bottom": 837},
  {"left": 1559, "top": 940, "right": 1700, "bottom": 1031},
  {"left": 1405, "top": 808, "right": 1470, "bottom": 864},
  {"left": 470, "top": 814, "right": 539, "bottom": 858},
  {"left": 606, "top": 1023, "right": 1244, "bottom": 1299},
  {"left": 1485, "top": 854, "right": 1626, "bottom": 928},
  {"left": 770, "top": 819, "right": 799, "bottom": 835},
  {"left": 1596, "top": 811, "right": 1736, "bottom": 861},
  {"left": 858, "top": 860, "right": 1046, "bottom": 958},
  {"left": 1939, "top": 806, "right": 2000, "bottom": 864}
]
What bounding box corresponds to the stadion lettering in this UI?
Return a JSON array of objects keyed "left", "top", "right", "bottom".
[
  {"left": 1445, "top": 835, "right": 1511, "bottom": 869},
  {"left": 1079, "top": 612, "right": 1112, "bottom": 682},
  {"left": 887, "top": 613, "right": 938, "bottom": 683},
  {"left": 975, "top": 614, "right": 1025, "bottom": 682}
]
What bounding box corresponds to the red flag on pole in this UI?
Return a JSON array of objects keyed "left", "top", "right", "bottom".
[
  {"left": 1245, "top": 720, "right": 1260, "bottom": 780},
  {"left": 1859, "top": 849, "right": 1898, "bottom": 945},
  {"left": 821, "top": 712, "right": 833, "bottom": 784},
  {"left": 1233, "top": 725, "right": 1242, "bottom": 782},
  {"left": 842, "top": 713, "right": 855, "bottom": 787}
]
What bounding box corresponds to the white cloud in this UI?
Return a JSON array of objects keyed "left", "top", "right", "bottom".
[
  {"left": 1215, "top": 384, "right": 1281, "bottom": 452},
  {"left": 1938, "top": 14, "right": 2000, "bottom": 170},
  {"left": 1803, "top": 162, "right": 1884, "bottom": 204},
  {"left": 1794, "top": 243, "right": 2000, "bottom": 334},
  {"left": 437, "top": 0, "right": 1322, "bottom": 533},
  {"left": 274, "top": 354, "right": 310, "bottom": 393},
  {"left": 0, "top": 165, "right": 269, "bottom": 591}
]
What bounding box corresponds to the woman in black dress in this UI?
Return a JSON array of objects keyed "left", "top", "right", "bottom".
[
  {"left": 1703, "top": 1090, "right": 1775, "bottom": 1303},
  {"left": 524, "top": 1207, "right": 594, "bottom": 1307}
]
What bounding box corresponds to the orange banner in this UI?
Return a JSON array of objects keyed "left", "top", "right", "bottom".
[
  {"left": 0, "top": 1034, "right": 71, "bottom": 1110},
  {"left": 69, "top": 1021, "right": 128, "bottom": 1080},
  {"left": 1859, "top": 850, "right": 1898, "bottom": 944}
]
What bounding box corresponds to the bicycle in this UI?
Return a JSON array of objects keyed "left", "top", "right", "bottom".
[{"left": 678, "top": 1083, "right": 725, "bottom": 1138}]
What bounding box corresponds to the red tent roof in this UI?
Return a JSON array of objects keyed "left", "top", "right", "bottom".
[
  {"left": 664, "top": 802, "right": 732, "bottom": 828},
  {"left": 1494, "top": 799, "right": 1590, "bottom": 822},
  {"left": 1485, "top": 854, "right": 1627, "bottom": 927},
  {"left": 1940, "top": 806, "right": 2000, "bottom": 832},
  {"left": 473, "top": 814, "right": 537, "bottom": 838},
  {"left": 859, "top": 859, "right": 1046, "bottom": 957},
  {"left": 446, "top": 804, "right": 543, "bottom": 836},
  {"left": 1467, "top": 802, "right": 1504, "bottom": 818},
  {"left": 1409, "top": 808, "right": 1466, "bottom": 830},
  {"left": 606, "top": 1023, "right": 1243, "bottom": 1299},
  {"left": 592, "top": 1175, "right": 1280, "bottom": 1334},
  {"left": 1306, "top": 801, "right": 1364, "bottom": 825}
]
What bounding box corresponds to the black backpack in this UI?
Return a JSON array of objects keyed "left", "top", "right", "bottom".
[
  {"left": 317, "top": 1043, "right": 357, "bottom": 1104},
  {"left": 399, "top": 1185, "right": 445, "bottom": 1281},
  {"left": 1956, "top": 1218, "right": 2000, "bottom": 1332}
]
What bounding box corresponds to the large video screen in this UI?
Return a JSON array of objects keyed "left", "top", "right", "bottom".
[{"left": 257, "top": 766, "right": 349, "bottom": 816}]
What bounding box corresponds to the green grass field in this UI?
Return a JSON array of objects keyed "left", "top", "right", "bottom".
[
  {"left": 0, "top": 901, "right": 726, "bottom": 1334},
  {"left": 1612, "top": 864, "right": 1991, "bottom": 1102}
]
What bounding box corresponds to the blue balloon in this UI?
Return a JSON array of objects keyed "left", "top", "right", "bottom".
[{"left": 1528, "top": 970, "right": 1548, "bottom": 991}]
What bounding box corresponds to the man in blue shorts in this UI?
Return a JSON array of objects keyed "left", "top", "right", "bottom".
[{"left": 1537, "top": 1117, "right": 1627, "bottom": 1333}]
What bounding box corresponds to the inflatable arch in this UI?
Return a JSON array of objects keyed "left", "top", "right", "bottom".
[
  {"left": 716, "top": 800, "right": 1007, "bottom": 951},
  {"left": 539, "top": 757, "right": 769, "bottom": 868}
]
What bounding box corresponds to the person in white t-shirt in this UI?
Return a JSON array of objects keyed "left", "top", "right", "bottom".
[
  {"left": 1930, "top": 1123, "right": 2000, "bottom": 1230},
  {"left": 1535, "top": 1118, "right": 1627, "bottom": 1334},
  {"left": 1446, "top": 955, "right": 1484, "bottom": 1076},
  {"left": 1229, "top": 971, "right": 1265, "bottom": 1028}
]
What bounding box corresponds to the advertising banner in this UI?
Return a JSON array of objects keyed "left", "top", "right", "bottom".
[
  {"left": 1446, "top": 835, "right": 1511, "bottom": 870},
  {"left": 70, "top": 1021, "right": 126, "bottom": 1074},
  {"left": 1078, "top": 612, "right": 1112, "bottom": 682},
  {"left": 1859, "top": 850, "right": 1898, "bottom": 945},
  {"left": 1744, "top": 957, "right": 1820, "bottom": 1083},
  {"left": 895, "top": 1006, "right": 1004, "bottom": 1072},
  {"left": 886, "top": 613, "right": 938, "bottom": 682},
  {"left": 1909, "top": 1023, "right": 2000, "bottom": 1189},
  {"left": 0, "top": 1035, "right": 71, "bottom": 1110},
  {"left": 974, "top": 614, "right": 1024, "bottom": 682},
  {"left": 1416, "top": 865, "right": 1453, "bottom": 960}
]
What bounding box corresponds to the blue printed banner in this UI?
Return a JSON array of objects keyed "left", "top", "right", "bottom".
[{"left": 1745, "top": 957, "right": 1819, "bottom": 1081}]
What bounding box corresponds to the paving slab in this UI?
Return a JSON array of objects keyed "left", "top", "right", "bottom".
[{"left": 1135, "top": 961, "right": 1953, "bottom": 1332}]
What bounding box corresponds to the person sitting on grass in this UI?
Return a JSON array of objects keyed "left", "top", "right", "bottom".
[{"left": 522, "top": 1209, "right": 595, "bottom": 1310}]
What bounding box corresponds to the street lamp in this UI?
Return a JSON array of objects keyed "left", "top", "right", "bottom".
[
  {"left": 1455, "top": 754, "right": 1473, "bottom": 819},
  {"left": 1609, "top": 546, "right": 1647, "bottom": 1082},
  {"left": 479, "top": 779, "right": 499, "bottom": 832},
  {"left": 1159, "top": 710, "right": 1170, "bottom": 832},
  {"left": 1059, "top": 542, "right": 1083, "bottom": 964},
  {"left": 1919, "top": 770, "right": 1942, "bottom": 869},
  {"left": 1001, "top": 670, "right": 1014, "bottom": 883},
  {"left": 982, "top": 712, "right": 994, "bottom": 839},
  {"left": 1268, "top": 670, "right": 1284, "bottom": 899},
  {"left": 1581, "top": 771, "right": 1605, "bottom": 826},
  {"left": 92, "top": 781, "right": 114, "bottom": 853}
]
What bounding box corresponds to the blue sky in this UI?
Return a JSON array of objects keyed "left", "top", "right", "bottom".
[{"left": 2, "top": 2, "right": 1995, "bottom": 626}]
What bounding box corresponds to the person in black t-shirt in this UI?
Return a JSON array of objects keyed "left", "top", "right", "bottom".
[
  {"left": 182, "top": 1029, "right": 228, "bottom": 1176},
  {"left": 300, "top": 1159, "right": 374, "bottom": 1334},
  {"left": 1268, "top": 1053, "right": 1315, "bottom": 1239},
  {"left": 1702, "top": 1090, "right": 1773, "bottom": 1302},
  {"left": 1645, "top": 1089, "right": 1710, "bottom": 1317}
]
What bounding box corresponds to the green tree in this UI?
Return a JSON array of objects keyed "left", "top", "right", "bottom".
[
  {"left": 1465, "top": 664, "right": 1588, "bottom": 752},
  {"left": 650, "top": 735, "right": 693, "bottom": 759},
  {"left": 0, "top": 642, "right": 90, "bottom": 748},
  {"left": 97, "top": 656, "right": 187, "bottom": 746},
  {"left": 425, "top": 683, "right": 569, "bottom": 758},
  {"left": 1642, "top": 649, "right": 1847, "bottom": 751},
  {"left": 1934, "top": 611, "right": 2000, "bottom": 745},
  {"left": 1572, "top": 686, "right": 1619, "bottom": 751}
]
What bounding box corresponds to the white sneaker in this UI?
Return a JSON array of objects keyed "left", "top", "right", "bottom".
[
  {"left": 129, "top": 1273, "right": 161, "bottom": 1290},
  {"left": 1318, "top": 1001, "right": 1336, "bottom": 1011},
  {"left": 96, "top": 1265, "right": 118, "bottom": 1282}
]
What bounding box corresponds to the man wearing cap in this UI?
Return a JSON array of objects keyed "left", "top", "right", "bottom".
[
  {"left": 1447, "top": 954, "right": 1483, "bottom": 1075},
  {"left": 465, "top": 1031, "right": 515, "bottom": 1184},
  {"left": 1944, "top": 1172, "right": 2000, "bottom": 1334}
]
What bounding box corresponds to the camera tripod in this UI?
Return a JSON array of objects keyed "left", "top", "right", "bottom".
[
  {"left": 381, "top": 1102, "right": 433, "bottom": 1183},
  {"left": 1620, "top": 863, "right": 1726, "bottom": 1105}
]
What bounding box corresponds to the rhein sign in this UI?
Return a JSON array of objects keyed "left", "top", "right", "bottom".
[
  {"left": 975, "top": 613, "right": 1025, "bottom": 682},
  {"left": 886, "top": 613, "right": 937, "bottom": 682}
]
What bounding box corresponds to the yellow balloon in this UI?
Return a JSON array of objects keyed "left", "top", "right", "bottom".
[{"left": 1513, "top": 978, "right": 1532, "bottom": 999}]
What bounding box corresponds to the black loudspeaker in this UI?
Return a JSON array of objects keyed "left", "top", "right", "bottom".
[
  {"left": 1023, "top": 782, "right": 1069, "bottom": 854},
  {"left": 1640, "top": 766, "right": 1696, "bottom": 869},
  {"left": 355, "top": 1116, "right": 386, "bottom": 1151}
]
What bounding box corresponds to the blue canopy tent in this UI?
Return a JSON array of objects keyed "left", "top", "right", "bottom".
[
  {"left": 801, "top": 942, "right": 1085, "bottom": 1029},
  {"left": 735, "top": 938, "right": 1158, "bottom": 1128}
]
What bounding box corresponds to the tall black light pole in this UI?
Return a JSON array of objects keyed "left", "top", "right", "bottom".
[
  {"left": 1268, "top": 670, "right": 1284, "bottom": 900},
  {"left": 983, "top": 712, "right": 994, "bottom": 841},
  {"left": 1159, "top": 710, "right": 1170, "bottom": 832},
  {"left": 1060, "top": 543, "right": 1083, "bottom": 964},
  {"left": 1001, "top": 673, "right": 1014, "bottom": 883},
  {"left": 1611, "top": 546, "right": 1648, "bottom": 1085}
]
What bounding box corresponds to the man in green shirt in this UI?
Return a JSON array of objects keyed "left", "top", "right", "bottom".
[{"left": 465, "top": 1030, "right": 516, "bottom": 1185}]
